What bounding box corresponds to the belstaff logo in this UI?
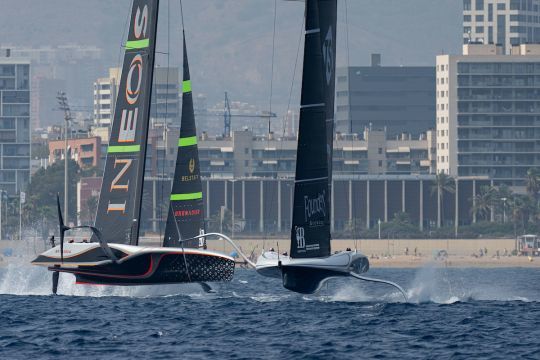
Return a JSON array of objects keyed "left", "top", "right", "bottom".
[
  {"left": 322, "top": 27, "right": 334, "bottom": 86},
  {"left": 182, "top": 158, "right": 199, "bottom": 182}
]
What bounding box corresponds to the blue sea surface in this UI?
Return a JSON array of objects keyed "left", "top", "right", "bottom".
[{"left": 0, "top": 263, "right": 539, "bottom": 359}]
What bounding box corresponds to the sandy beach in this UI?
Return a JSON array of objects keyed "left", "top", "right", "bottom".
[
  {"left": 201, "top": 238, "right": 540, "bottom": 269},
  {"left": 367, "top": 254, "right": 539, "bottom": 268}
]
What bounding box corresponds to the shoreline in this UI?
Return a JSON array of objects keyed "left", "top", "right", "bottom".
[{"left": 361, "top": 255, "right": 539, "bottom": 268}]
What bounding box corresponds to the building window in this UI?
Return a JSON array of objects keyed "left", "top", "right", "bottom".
[
  {"left": 378, "top": 160, "right": 383, "bottom": 167},
  {"left": 464, "top": 15, "right": 471, "bottom": 22},
  {"left": 475, "top": 15, "right": 484, "bottom": 22},
  {"left": 497, "top": 3, "right": 505, "bottom": 10},
  {"left": 476, "top": 26, "right": 484, "bottom": 33},
  {"left": 510, "top": 0, "right": 520, "bottom": 10},
  {"left": 464, "top": 0, "right": 471, "bottom": 11},
  {"left": 475, "top": 0, "right": 484, "bottom": 11},
  {"left": 378, "top": 148, "right": 382, "bottom": 154},
  {"left": 244, "top": 148, "right": 249, "bottom": 154}
]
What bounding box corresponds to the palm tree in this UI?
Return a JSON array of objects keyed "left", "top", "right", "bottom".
[
  {"left": 526, "top": 168, "right": 540, "bottom": 201},
  {"left": 512, "top": 195, "right": 531, "bottom": 233},
  {"left": 470, "top": 185, "right": 496, "bottom": 222},
  {"left": 431, "top": 173, "right": 456, "bottom": 228}
]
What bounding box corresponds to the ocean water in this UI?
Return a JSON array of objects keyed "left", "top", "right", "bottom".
[{"left": 0, "top": 261, "right": 539, "bottom": 359}]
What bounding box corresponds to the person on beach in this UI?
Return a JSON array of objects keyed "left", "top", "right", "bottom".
[
  {"left": 414, "top": 247, "right": 417, "bottom": 257},
  {"left": 405, "top": 247, "right": 409, "bottom": 256}
]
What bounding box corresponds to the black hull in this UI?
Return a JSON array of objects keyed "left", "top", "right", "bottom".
[
  {"left": 51, "top": 252, "right": 235, "bottom": 286},
  {"left": 281, "top": 255, "right": 370, "bottom": 294},
  {"left": 282, "top": 266, "right": 347, "bottom": 294}
]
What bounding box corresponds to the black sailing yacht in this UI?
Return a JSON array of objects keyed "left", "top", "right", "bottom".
[
  {"left": 255, "top": 0, "right": 406, "bottom": 297},
  {"left": 31, "top": 0, "right": 234, "bottom": 291}
]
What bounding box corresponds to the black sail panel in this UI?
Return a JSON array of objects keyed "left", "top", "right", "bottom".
[
  {"left": 163, "top": 32, "right": 204, "bottom": 248},
  {"left": 290, "top": 0, "right": 336, "bottom": 259},
  {"left": 94, "top": 0, "right": 159, "bottom": 245}
]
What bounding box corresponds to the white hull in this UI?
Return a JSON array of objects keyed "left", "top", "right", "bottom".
[{"left": 32, "top": 242, "right": 233, "bottom": 268}]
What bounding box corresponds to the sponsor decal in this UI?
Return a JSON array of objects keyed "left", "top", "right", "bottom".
[
  {"left": 134, "top": 5, "right": 148, "bottom": 38},
  {"left": 189, "top": 158, "right": 195, "bottom": 173},
  {"left": 181, "top": 174, "right": 199, "bottom": 182},
  {"left": 110, "top": 159, "right": 132, "bottom": 191},
  {"left": 174, "top": 209, "right": 202, "bottom": 217},
  {"left": 322, "top": 26, "right": 334, "bottom": 86},
  {"left": 125, "top": 55, "right": 143, "bottom": 105},
  {"left": 304, "top": 190, "right": 326, "bottom": 222},
  {"left": 295, "top": 226, "right": 305, "bottom": 250}
]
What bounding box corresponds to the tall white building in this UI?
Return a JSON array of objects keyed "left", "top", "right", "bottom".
[
  {"left": 437, "top": 43, "right": 540, "bottom": 186},
  {"left": 93, "top": 67, "right": 179, "bottom": 127},
  {"left": 463, "top": 0, "right": 540, "bottom": 54},
  {"left": 93, "top": 68, "right": 120, "bottom": 126}
]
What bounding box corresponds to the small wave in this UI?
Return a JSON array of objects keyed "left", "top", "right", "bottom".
[
  {"left": 406, "top": 263, "right": 537, "bottom": 304},
  {"left": 250, "top": 293, "right": 291, "bottom": 303}
]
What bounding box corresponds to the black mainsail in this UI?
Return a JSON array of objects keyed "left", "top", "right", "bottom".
[
  {"left": 163, "top": 32, "right": 204, "bottom": 248},
  {"left": 290, "top": 0, "right": 337, "bottom": 259},
  {"left": 94, "top": 0, "right": 159, "bottom": 245}
]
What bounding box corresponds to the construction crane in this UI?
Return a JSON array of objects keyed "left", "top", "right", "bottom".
[{"left": 222, "top": 92, "right": 276, "bottom": 138}]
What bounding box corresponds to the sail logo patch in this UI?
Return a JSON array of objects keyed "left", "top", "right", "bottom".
[
  {"left": 126, "top": 55, "right": 143, "bottom": 105},
  {"left": 304, "top": 190, "right": 326, "bottom": 222},
  {"left": 322, "top": 27, "right": 334, "bottom": 85},
  {"left": 296, "top": 226, "right": 306, "bottom": 250},
  {"left": 174, "top": 209, "right": 201, "bottom": 217},
  {"left": 134, "top": 5, "right": 148, "bottom": 39}
]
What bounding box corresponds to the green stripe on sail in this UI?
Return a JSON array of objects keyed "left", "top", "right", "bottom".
[
  {"left": 170, "top": 192, "right": 203, "bottom": 201},
  {"left": 108, "top": 145, "right": 141, "bottom": 153},
  {"left": 178, "top": 136, "right": 197, "bottom": 147},
  {"left": 126, "top": 39, "right": 149, "bottom": 49},
  {"left": 182, "top": 80, "right": 192, "bottom": 93}
]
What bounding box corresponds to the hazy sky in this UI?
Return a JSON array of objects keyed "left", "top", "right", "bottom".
[{"left": 1, "top": 0, "right": 461, "bottom": 115}]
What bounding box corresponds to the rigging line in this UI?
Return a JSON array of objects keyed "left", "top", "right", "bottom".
[
  {"left": 268, "top": 0, "right": 277, "bottom": 135},
  {"left": 343, "top": 0, "right": 359, "bottom": 248},
  {"left": 171, "top": 203, "right": 193, "bottom": 282},
  {"left": 159, "top": 0, "right": 172, "bottom": 243},
  {"left": 92, "top": 2, "right": 131, "bottom": 237},
  {"left": 264, "top": 5, "right": 304, "bottom": 249},
  {"left": 262, "top": 0, "right": 278, "bottom": 250}
]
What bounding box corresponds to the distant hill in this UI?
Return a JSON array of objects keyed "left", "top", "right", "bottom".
[{"left": 1, "top": 0, "right": 461, "bottom": 118}]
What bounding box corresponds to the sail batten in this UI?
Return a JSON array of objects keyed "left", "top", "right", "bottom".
[
  {"left": 93, "top": 0, "right": 159, "bottom": 245},
  {"left": 163, "top": 32, "right": 204, "bottom": 248},
  {"left": 290, "top": 0, "right": 337, "bottom": 259}
]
